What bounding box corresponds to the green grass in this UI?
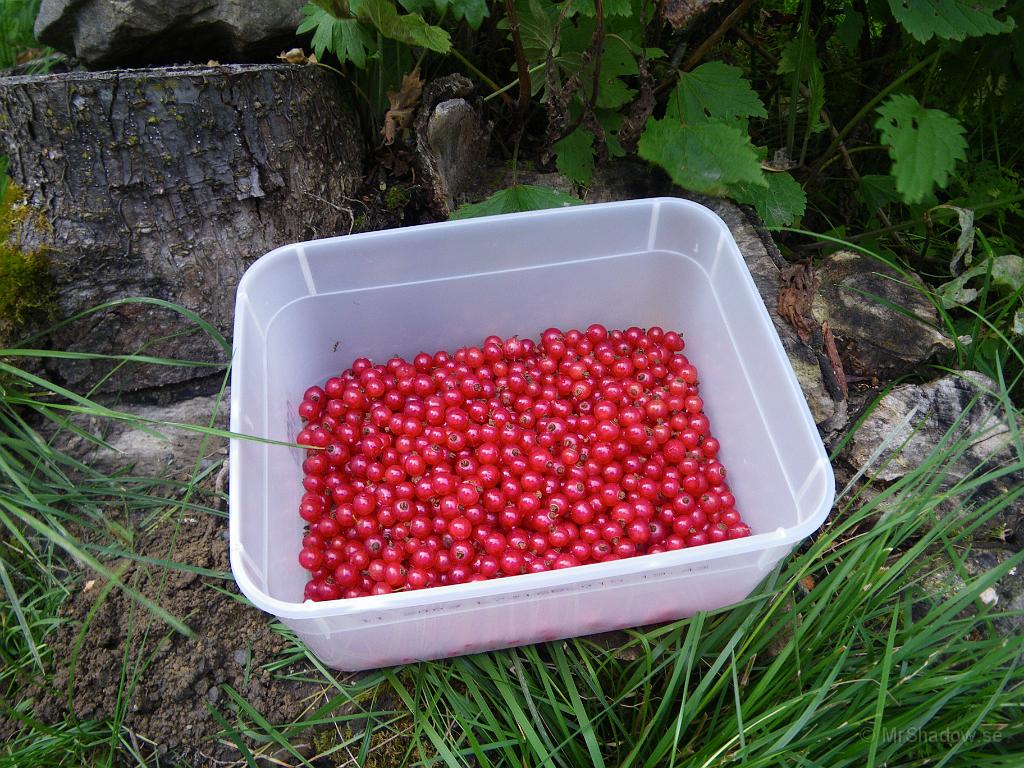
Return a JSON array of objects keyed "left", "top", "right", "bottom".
[
  {"left": 0, "top": 0, "right": 39, "bottom": 68},
  {"left": 1, "top": 296, "right": 1023, "bottom": 766},
  {"left": 220, "top": 397, "right": 1022, "bottom": 767}
]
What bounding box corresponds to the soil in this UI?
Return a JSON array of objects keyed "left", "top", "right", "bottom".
[{"left": 18, "top": 513, "right": 319, "bottom": 763}]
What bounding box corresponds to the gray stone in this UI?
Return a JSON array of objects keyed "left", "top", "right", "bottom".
[
  {"left": 812, "top": 250, "right": 954, "bottom": 380},
  {"left": 415, "top": 75, "right": 492, "bottom": 214},
  {"left": 848, "top": 372, "right": 1023, "bottom": 543},
  {"left": 35, "top": 0, "right": 303, "bottom": 68},
  {"left": 51, "top": 390, "right": 228, "bottom": 477},
  {"left": 919, "top": 545, "right": 1024, "bottom": 636}
]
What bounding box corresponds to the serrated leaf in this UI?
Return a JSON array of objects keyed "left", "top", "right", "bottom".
[
  {"left": 596, "top": 109, "right": 626, "bottom": 158},
  {"left": 500, "top": 0, "right": 559, "bottom": 63},
  {"left": 887, "top": 0, "right": 1015, "bottom": 42},
  {"left": 594, "top": 36, "right": 639, "bottom": 109},
  {"left": 875, "top": 94, "right": 967, "bottom": 204},
  {"left": 449, "top": 0, "right": 489, "bottom": 28},
  {"left": 450, "top": 186, "right": 583, "bottom": 219},
  {"left": 553, "top": 128, "right": 596, "bottom": 185},
  {"left": 572, "top": 0, "right": 634, "bottom": 16},
  {"left": 668, "top": 62, "right": 767, "bottom": 125},
  {"left": 358, "top": 0, "right": 451, "bottom": 52},
  {"left": 858, "top": 174, "right": 901, "bottom": 211},
  {"left": 638, "top": 118, "right": 765, "bottom": 195},
  {"left": 731, "top": 172, "right": 807, "bottom": 229},
  {"left": 412, "top": 0, "right": 488, "bottom": 28},
  {"left": 297, "top": 2, "right": 375, "bottom": 67},
  {"left": 837, "top": 9, "right": 864, "bottom": 50}
]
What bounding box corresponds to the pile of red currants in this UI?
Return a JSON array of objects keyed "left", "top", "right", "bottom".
[{"left": 295, "top": 325, "right": 751, "bottom": 601}]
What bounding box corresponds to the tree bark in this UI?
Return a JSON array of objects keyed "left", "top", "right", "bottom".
[{"left": 0, "top": 63, "right": 364, "bottom": 391}]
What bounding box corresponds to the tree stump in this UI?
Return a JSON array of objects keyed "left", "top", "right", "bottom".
[{"left": 0, "top": 63, "right": 364, "bottom": 391}]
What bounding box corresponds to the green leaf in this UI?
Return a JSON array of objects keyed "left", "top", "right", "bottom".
[
  {"left": 553, "top": 128, "right": 596, "bottom": 185},
  {"left": 596, "top": 109, "right": 626, "bottom": 158},
  {"left": 572, "top": 0, "right": 634, "bottom": 16},
  {"left": 333, "top": 18, "right": 376, "bottom": 67},
  {"left": 857, "top": 174, "right": 902, "bottom": 211},
  {"left": 887, "top": 0, "right": 1015, "bottom": 42},
  {"left": 450, "top": 186, "right": 583, "bottom": 219},
  {"left": 938, "top": 254, "right": 1024, "bottom": 307},
  {"left": 358, "top": 0, "right": 451, "bottom": 52},
  {"left": 297, "top": 2, "right": 375, "bottom": 67},
  {"left": 779, "top": 39, "right": 825, "bottom": 134},
  {"left": 668, "top": 61, "right": 768, "bottom": 125},
  {"left": 731, "top": 172, "right": 807, "bottom": 229},
  {"left": 449, "top": 0, "right": 489, "bottom": 28},
  {"left": 836, "top": 9, "right": 864, "bottom": 50},
  {"left": 875, "top": 94, "right": 967, "bottom": 204},
  {"left": 594, "top": 36, "right": 639, "bottom": 109},
  {"left": 638, "top": 118, "right": 765, "bottom": 195},
  {"left": 500, "top": 0, "right": 560, "bottom": 64}
]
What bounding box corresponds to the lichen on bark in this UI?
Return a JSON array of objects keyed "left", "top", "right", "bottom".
[{"left": 0, "top": 181, "right": 54, "bottom": 344}]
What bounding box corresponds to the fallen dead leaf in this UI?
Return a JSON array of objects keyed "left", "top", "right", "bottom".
[
  {"left": 14, "top": 47, "right": 44, "bottom": 65},
  {"left": 278, "top": 48, "right": 317, "bottom": 65},
  {"left": 777, "top": 262, "right": 816, "bottom": 343},
  {"left": 382, "top": 69, "right": 424, "bottom": 145},
  {"left": 799, "top": 575, "right": 816, "bottom": 592},
  {"left": 821, "top": 320, "right": 849, "bottom": 399},
  {"left": 84, "top": 579, "right": 96, "bottom": 592},
  {"left": 206, "top": 59, "right": 221, "bottom": 66}
]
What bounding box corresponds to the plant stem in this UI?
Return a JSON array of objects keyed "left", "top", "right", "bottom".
[
  {"left": 504, "top": 0, "right": 532, "bottom": 112},
  {"left": 484, "top": 63, "right": 546, "bottom": 103},
  {"left": 786, "top": 0, "right": 812, "bottom": 161},
  {"left": 790, "top": 192, "right": 1024, "bottom": 250},
  {"left": 809, "top": 49, "right": 941, "bottom": 179},
  {"left": 588, "top": 0, "right": 605, "bottom": 117},
  {"left": 449, "top": 47, "right": 514, "bottom": 107},
  {"left": 681, "top": 0, "right": 756, "bottom": 71}
]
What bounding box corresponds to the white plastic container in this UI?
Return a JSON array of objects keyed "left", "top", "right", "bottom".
[{"left": 229, "top": 198, "right": 835, "bottom": 670}]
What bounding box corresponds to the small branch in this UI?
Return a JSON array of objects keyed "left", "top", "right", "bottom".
[
  {"left": 682, "top": 0, "right": 756, "bottom": 72},
  {"left": 588, "top": 0, "right": 605, "bottom": 116},
  {"left": 449, "top": 48, "right": 514, "bottom": 107},
  {"left": 735, "top": 27, "right": 903, "bottom": 233},
  {"left": 504, "top": 0, "right": 532, "bottom": 112},
  {"left": 484, "top": 63, "right": 546, "bottom": 103},
  {"left": 546, "top": 0, "right": 607, "bottom": 148},
  {"left": 808, "top": 49, "right": 941, "bottom": 180}
]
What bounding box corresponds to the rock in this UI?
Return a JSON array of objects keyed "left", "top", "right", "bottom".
[
  {"left": 919, "top": 545, "right": 1024, "bottom": 636},
  {"left": 699, "top": 196, "right": 846, "bottom": 431},
  {"left": 812, "top": 250, "right": 954, "bottom": 380},
  {"left": 35, "top": 0, "right": 303, "bottom": 68},
  {"left": 662, "top": 0, "right": 730, "bottom": 29},
  {"left": 847, "top": 372, "right": 1023, "bottom": 543},
  {"left": 51, "top": 390, "right": 229, "bottom": 477},
  {"left": 0, "top": 64, "right": 364, "bottom": 391},
  {"left": 414, "top": 75, "right": 492, "bottom": 214}
]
